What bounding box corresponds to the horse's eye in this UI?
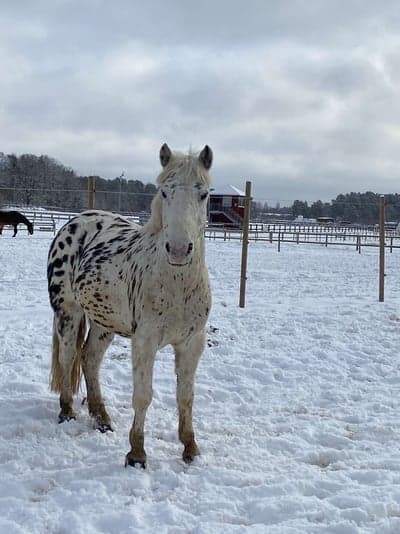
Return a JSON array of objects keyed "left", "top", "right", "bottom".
[
  {"left": 161, "top": 190, "right": 167, "bottom": 199},
  {"left": 200, "top": 192, "right": 209, "bottom": 201}
]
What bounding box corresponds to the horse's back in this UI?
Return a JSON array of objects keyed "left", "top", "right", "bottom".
[
  {"left": 0, "top": 210, "right": 20, "bottom": 223},
  {"left": 62, "top": 210, "right": 140, "bottom": 235},
  {"left": 50, "top": 210, "right": 140, "bottom": 254}
]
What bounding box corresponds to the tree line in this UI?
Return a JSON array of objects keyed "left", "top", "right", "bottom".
[
  {"left": 0, "top": 152, "right": 157, "bottom": 213},
  {"left": 1, "top": 152, "right": 399, "bottom": 224},
  {"left": 254, "top": 192, "right": 400, "bottom": 225}
]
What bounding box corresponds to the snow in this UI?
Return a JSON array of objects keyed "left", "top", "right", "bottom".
[
  {"left": 1, "top": 229, "right": 400, "bottom": 533},
  {"left": 210, "top": 184, "right": 245, "bottom": 197}
]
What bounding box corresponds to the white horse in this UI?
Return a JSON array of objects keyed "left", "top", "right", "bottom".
[{"left": 47, "top": 144, "right": 213, "bottom": 467}]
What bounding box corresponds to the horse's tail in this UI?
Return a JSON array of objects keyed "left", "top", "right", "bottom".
[{"left": 50, "top": 315, "right": 86, "bottom": 394}]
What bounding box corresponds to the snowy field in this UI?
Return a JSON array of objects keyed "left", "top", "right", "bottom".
[{"left": 1, "top": 229, "right": 400, "bottom": 534}]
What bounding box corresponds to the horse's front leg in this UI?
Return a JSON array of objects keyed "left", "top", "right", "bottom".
[
  {"left": 174, "top": 329, "right": 206, "bottom": 463},
  {"left": 125, "top": 337, "right": 157, "bottom": 469},
  {"left": 12, "top": 225, "right": 17, "bottom": 237}
]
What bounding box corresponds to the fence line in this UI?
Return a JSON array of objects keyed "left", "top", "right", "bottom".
[
  {"left": 205, "top": 226, "right": 400, "bottom": 252},
  {"left": 2, "top": 207, "right": 399, "bottom": 252}
]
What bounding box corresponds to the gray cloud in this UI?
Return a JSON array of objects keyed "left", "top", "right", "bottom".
[{"left": 1, "top": 0, "right": 400, "bottom": 203}]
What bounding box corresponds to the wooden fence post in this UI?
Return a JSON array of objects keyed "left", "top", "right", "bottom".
[
  {"left": 88, "top": 176, "right": 95, "bottom": 209},
  {"left": 239, "top": 181, "right": 252, "bottom": 308},
  {"left": 379, "top": 195, "right": 385, "bottom": 302}
]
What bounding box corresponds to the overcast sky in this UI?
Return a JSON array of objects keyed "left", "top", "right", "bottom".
[{"left": 1, "top": 0, "right": 400, "bottom": 204}]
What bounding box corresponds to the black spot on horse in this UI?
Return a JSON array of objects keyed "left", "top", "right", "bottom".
[
  {"left": 50, "top": 284, "right": 61, "bottom": 295},
  {"left": 53, "top": 258, "right": 63, "bottom": 269},
  {"left": 78, "top": 231, "right": 88, "bottom": 247},
  {"left": 58, "top": 242, "right": 65, "bottom": 250},
  {"left": 75, "top": 273, "right": 86, "bottom": 284},
  {"left": 66, "top": 236, "right": 72, "bottom": 246},
  {"left": 54, "top": 270, "right": 65, "bottom": 277},
  {"left": 96, "top": 222, "right": 103, "bottom": 230},
  {"left": 95, "top": 255, "right": 108, "bottom": 265},
  {"left": 68, "top": 223, "right": 77, "bottom": 235}
]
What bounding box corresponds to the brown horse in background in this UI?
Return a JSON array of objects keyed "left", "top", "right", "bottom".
[{"left": 0, "top": 210, "right": 34, "bottom": 237}]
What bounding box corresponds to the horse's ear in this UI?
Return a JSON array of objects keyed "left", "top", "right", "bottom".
[
  {"left": 160, "top": 143, "right": 172, "bottom": 167},
  {"left": 199, "top": 145, "right": 213, "bottom": 170}
]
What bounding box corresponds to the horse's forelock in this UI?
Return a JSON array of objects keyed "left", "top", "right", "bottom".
[{"left": 157, "top": 151, "right": 211, "bottom": 187}]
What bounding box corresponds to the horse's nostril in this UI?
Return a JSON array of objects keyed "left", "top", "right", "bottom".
[
  {"left": 187, "top": 243, "right": 193, "bottom": 254},
  {"left": 165, "top": 242, "right": 170, "bottom": 253}
]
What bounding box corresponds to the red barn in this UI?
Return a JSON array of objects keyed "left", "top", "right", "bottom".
[{"left": 208, "top": 185, "right": 245, "bottom": 227}]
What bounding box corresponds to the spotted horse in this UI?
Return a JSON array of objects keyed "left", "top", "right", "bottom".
[{"left": 47, "top": 144, "right": 213, "bottom": 468}]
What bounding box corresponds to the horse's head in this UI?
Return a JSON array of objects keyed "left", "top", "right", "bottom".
[{"left": 151, "top": 143, "right": 212, "bottom": 267}]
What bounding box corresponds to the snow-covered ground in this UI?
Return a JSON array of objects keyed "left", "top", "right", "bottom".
[{"left": 1, "top": 229, "right": 400, "bottom": 533}]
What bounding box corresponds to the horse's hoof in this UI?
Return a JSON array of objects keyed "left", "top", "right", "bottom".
[
  {"left": 182, "top": 443, "right": 200, "bottom": 464},
  {"left": 125, "top": 457, "right": 146, "bottom": 469},
  {"left": 96, "top": 423, "right": 114, "bottom": 433},
  {"left": 58, "top": 414, "right": 76, "bottom": 424}
]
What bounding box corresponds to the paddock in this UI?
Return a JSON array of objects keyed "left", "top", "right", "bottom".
[{"left": 1, "top": 233, "right": 400, "bottom": 532}]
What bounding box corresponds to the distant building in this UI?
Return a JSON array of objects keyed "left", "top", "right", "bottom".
[
  {"left": 208, "top": 185, "right": 245, "bottom": 227},
  {"left": 317, "top": 216, "right": 334, "bottom": 225}
]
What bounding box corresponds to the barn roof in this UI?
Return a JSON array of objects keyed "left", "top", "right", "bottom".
[{"left": 210, "top": 184, "right": 245, "bottom": 196}]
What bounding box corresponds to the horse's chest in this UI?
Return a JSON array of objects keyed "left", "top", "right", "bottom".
[{"left": 148, "top": 283, "right": 211, "bottom": 345}]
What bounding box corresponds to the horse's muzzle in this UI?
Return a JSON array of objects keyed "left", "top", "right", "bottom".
[{"left": 165, "top": 241, "right": 193, "bottom": 266}]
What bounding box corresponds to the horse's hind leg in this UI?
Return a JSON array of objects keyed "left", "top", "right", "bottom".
[
  {"left": 81, "top": 322, "right": 114, "bottom": 432},
  {"left": 53, "top": 308, "right": 85, "bottom": 423},
  {"left": 12, "top": 225, "right": 17, "bottom": 237},
  {"left": 174, "top": 330, "right": 206, "bottom": 463}
]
